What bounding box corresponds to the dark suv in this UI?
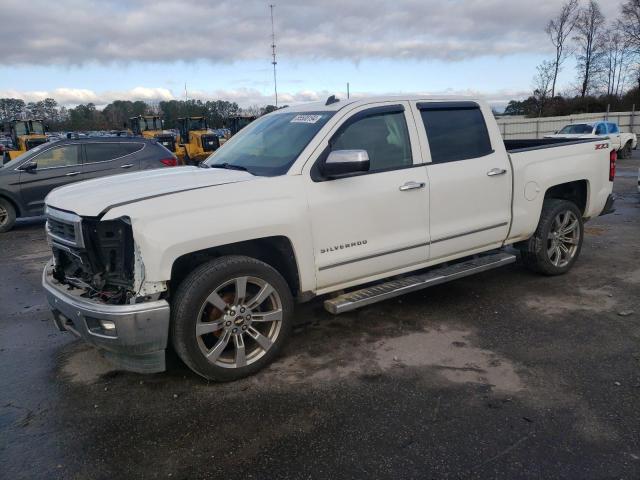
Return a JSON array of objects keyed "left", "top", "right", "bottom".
[{"left": 0, "top": 137, "right": 177, "bottom": 232}]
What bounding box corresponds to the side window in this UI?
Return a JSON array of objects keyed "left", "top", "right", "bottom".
[
  {"left": 419, "top": 107, "right": 492, "bottom": 163},
  {"left": 595, "top": 124, "right": 606, "bottom": 135},
  {"left": 85, "top": 143, "right": 144, "bottom": 163},
  {"left": 116, "top": 142, "right": 144, "bottom": 156},
  {"left": 33, "top": 145, "right": 80, "bottom": 169},
  {"left": 330, "top": 110, "right": 412, "bottom": 172},
  {"left": 85, "top": 143, "right": 123, "bottom": 162},
  {"left": 607, "top": 123, "right": 619, "bottom": 134}
]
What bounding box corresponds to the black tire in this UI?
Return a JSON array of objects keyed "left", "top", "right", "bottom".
[
  {"left": 520, "top": 199, "right": 584, "bottom": 276},
  {"left": 0, "top": 198, "right": 16, "bottom": 233},
  {"left": 171, "top": 255, "right": 294, "bottom": 382},
  {"left": 620, "top": 141, "right": 633, "bottom": 159}
]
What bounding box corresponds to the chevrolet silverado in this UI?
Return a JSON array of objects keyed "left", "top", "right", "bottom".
[{"left": 42, "top": 96, "right": 616, "bottom": 381}]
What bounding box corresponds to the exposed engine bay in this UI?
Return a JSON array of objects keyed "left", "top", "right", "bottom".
[{"left": 51, "top": 217, "right": 137, "bottom": 304}]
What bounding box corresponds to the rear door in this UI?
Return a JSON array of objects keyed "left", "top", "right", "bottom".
[
  {"left": 18, "top": 143, "right": 83, "bottom": 215},
  {"left": 413, "top": 101, "right": 511, "bottom": 261},
  {"left": 82, "top": 141, "right": 145, "bottom": 180}
]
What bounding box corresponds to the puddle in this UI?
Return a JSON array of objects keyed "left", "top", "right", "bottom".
[
  {"left": 60, "top": 325, "right": 523, "bottom": 393},
  {"left": 60, "top": 344, "right": 117, "bottom": 384},
  {"left": 525, "top": 287, "right": 616, "bottom": 315},
  {"left": 263, "top": 326, "right": 524, "bottom": 392},
  {"left": 619, "top": 268, "right": 640, "bottom": 285}
]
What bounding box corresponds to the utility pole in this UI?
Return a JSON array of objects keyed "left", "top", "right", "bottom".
[
  {"left": 270, "top": 4, "right": 278, "bottom": 108},
  {"left": 347, "top": 82, "right": 350, "bottom": 99}
]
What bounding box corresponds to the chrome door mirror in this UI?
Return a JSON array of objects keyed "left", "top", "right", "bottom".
[
  {"left": 19, "top": 161, "right": 37, "bottom": 172},
  {"left": 322, "top": 150, "right": 370, "bottom": 177}
]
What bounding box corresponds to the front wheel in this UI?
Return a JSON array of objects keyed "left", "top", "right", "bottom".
[
  {"left": 171, "top": 255, "right": 294, "bottom": 381},
  {"left": 520, "top": 199, "right": 584, "bottom": 276},
  {"left": 0, "top": 198, "right": 16, "bottom": 233}
]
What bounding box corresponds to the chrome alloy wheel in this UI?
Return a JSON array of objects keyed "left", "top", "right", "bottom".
[
  {"left": 195, "top": 276, "right": 283, "bottom": 369},
  {"left": 547, "top": 210, "right": 580, "bottom": 268},
  {"left": 0, "top": 205, "right": 7, "bottom": 226}
]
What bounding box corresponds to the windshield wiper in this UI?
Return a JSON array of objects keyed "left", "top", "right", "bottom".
[{"left": 208, "top": 163, "right": 251, "bottom": 173}]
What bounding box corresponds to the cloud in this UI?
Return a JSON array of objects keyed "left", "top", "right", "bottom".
[
  {"left": 0, "top": 87, "right": 174, "bottom": 106},
  {"left": 0, "top": 0, "right": 625, "bottom": 66},
  {"left": 0, "top": 86, "right": 528, "bottom": 110}
]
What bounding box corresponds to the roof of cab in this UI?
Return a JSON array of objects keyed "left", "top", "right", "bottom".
[{"left": 279, "top": 95, "right": 483, "bottom": 113}]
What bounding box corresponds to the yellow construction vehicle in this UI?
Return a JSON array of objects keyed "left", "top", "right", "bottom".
[
  {"left": 3, "top": 120, "right": 48, "bottom": 163},
  {"left": 228, "top": 114, "right": 256, "bottom": 136},
  {"left": 175, "top": 116, "right": 220, "bottom": 165},
  {"left": 129, "top": 115, "right": 177, "bottom": 154}
]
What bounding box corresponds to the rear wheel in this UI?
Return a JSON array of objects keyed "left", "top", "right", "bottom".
[
  {"left": 620, "top": 141, "right": 633, "bottom": 159},
  {"left": 171, "top": 255, "right": 294, "bottom": 381},
  {"left": 0, "top": 198, "right": 16, "bottom": 233},
  {"left": 520, "top": 199, "right": 583, "bottom": 276}
]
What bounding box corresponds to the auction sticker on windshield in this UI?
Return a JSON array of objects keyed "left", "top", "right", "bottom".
[{"left": 291, "top": 114, "right": 323, "bottom": 124}]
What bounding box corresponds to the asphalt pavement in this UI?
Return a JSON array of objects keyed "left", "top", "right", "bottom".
[{"left": 1, "top": 154, "right": 639, "bottom": 479}]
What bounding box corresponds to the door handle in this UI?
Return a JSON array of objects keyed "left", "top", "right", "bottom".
[
  {"left": 120, "top": 164, "right": 134, "bottom": 169},
  {"left": 487, "top": 168, "right": 507, "bottom": 177},
  {"left": 65, "top": 171, "right": 81, "bottom": 177},
  {"left": 399, "top": 181, "right": 426, "bottom": 191}
]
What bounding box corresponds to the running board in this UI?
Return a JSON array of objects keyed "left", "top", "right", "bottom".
[{"left": 323, "top": 252, "right": 517, "bottom": 314}]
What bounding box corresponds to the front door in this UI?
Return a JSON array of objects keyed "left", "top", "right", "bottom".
[
  {"left": 414, "top": 102, "right": 512, "bottom": 261},
  {"left": 305, "top": 102, "right": 430, "bottom": 291},
  {"left": 18, "top": 143, "right": 83, "bottom": 215}
]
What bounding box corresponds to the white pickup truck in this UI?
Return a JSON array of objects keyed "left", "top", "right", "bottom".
[
  {"left": 43, "top": 96, "right": 616, "bottom": 381},
  {"left": 545, "top": 121, "right": 637, "bottom": 158}
]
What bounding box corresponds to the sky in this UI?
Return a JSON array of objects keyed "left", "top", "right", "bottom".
[{"left": 0, "top": 0, "right": 625, "bottom": 110}]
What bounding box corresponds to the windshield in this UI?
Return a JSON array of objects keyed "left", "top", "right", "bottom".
[
  {"left": 139, "top": 117, "right": 162, "bottom": 131},
  {"left": 14, "top": 121, "right": 45, "bottom": 136},
  {"left": 205, "top": 111, "right": 334, "bottom": 176},
  {"left": 188, "top": 118, "right": 206, "bottom": 130},
  {"left": 558, "top": 124, "right": 593, "bottom": 134}
]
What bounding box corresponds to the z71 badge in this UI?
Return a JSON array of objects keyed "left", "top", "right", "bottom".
[{"left": 321, "top": 240, "right": 368, "bottom": 254}]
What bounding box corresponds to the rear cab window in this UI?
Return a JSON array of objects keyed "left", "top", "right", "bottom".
[
  {"left": 417, "top": 102, "right": 493, "bottom": 163},
  {"left": 607, "top": 123, "right": 619, "bottom": 134}
]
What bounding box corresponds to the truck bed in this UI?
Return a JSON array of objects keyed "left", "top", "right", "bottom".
[{"left": 504, "top": 138, "right": 598, "bottom": 153}]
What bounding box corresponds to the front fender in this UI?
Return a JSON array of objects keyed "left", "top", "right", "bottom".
[{"left": 103, "top": 175, "right": 317, "bottom": 293}]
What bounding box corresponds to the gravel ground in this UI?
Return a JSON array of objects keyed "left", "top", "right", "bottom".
[{"left": 1, "top": 154, "right": 639, "bottom": 480}]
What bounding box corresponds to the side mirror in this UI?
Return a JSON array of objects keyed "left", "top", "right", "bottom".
[
  {"left": 19, "top": 161, "right": 37, "bottom": 172},
  {"left": 322, "top": 149, "right": 370, "bottom": 177}
]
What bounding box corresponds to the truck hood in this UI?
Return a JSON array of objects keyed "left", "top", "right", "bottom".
[{"left": 45, "top": 166, "right": 255, "bottom": 217}]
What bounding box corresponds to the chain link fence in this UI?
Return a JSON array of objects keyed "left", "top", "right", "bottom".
[{"left": 496, "top": 110, "right": 640, "bottom": 139}]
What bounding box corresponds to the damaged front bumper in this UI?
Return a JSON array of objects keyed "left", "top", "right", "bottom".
[{"left": 43, "top": 261, "right": 170, "bottom": 373}]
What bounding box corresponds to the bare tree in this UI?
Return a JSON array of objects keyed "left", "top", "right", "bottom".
[
  {"left": 621, "top": 0, "right": 640, "bottom": 44},
  {"left": 546, "top": 0, "right": 580, "bottom": 98},
  {"left": 574, "top": 0, "right": 607, "bottom": 97},
  {"left": 620, "top": 0, "right": 640, "bottom": 89},
  {"left": 532, "top": 60, "right": 555, "bottom": 116},
  {"left": 602, "top": 26, "right": 632, "bottom": 97}
]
